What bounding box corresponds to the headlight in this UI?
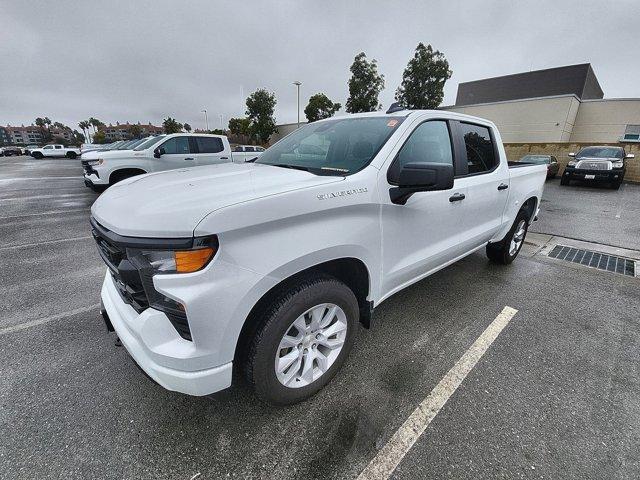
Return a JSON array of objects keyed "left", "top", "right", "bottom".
[
  {"left": 87, "top": 159, "right": 104, "bottom": 166},
  {"left": 611, "top": 160, "right": 624, "bottom": 168},
  {"left": 567, "top": 160, "right": 577, "bottom": 167},
  {"left": 126, "top": 237, "right": 218, "bottom": 275}
]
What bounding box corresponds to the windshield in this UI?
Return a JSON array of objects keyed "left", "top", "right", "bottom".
[
  {"left": 521, "top": 155, "right": 550, "bottom": 164},
  {"left": 255, "top": 116, "right": 404, "bottom": 175},
  {"left": 116, "top": 140, "right": 137, "bottom": 150},
  {"left": 133, "top": 135, "right": 166, "bottom": 151},
  {"left": 577, "top": 147, "right": 623, "bottom": 159}
]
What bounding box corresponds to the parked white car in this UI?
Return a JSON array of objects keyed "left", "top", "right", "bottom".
[
  {"left": 30, "top": 144, "right": 81, "bottom": 159},
  {"left": 232, "top": 144, "right": 265, "bottom": 162},
  {"left": 83, "top": 133, "right": 238, "bottom": 190},
  {"left": 91, "top": 109, "right": 547, "bottom": 405}
]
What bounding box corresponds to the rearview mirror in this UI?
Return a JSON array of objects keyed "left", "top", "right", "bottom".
[
  {"left": 154, "top": 147, "right": 165, "bottom": 158},
  {"left": 389, "top": 162, "right": 454, "bottom": 205},
  {"left": 568, "top": 152, "right": 576, "bottom": 157},
  {"left": 625, "top": 153, "right": 635, "bottom": 159}
]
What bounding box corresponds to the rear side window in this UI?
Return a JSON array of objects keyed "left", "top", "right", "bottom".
[
  {"left": 161, "top": 136, "right": 191, "bottom": 155},
  {"left": 388, "top": 120, "right": 453, "bottom": 184},
  {"left": 195, "top": 137, "right": 224, "bottom": 153},
  {"left": 459, "top": 123, "right": 497, "bottom": 174},
  {"left": 245, "top": 146, "right": 255, "bottom": 152}
]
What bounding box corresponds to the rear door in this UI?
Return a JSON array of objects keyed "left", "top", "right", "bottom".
[
  {"left": 451, "top": 121, "right": 510, "bottom": 245},
  {"left": 190, "top": 136, "right": 228, "bottom": 166},
  {"left": 153, "top": 135, "right": 193, "bottom": 172}
]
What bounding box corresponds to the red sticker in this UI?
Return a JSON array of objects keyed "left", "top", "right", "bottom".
[{"left": 387, "top": 119, "right": 399, "bottom": 127}]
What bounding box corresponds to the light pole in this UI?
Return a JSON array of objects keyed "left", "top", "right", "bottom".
[
  {"left": 219, "top": 114, "right": 224, "bottom": 130},
  {"left": 201, "top": 109, "right": 209, "bottom": 131},
  {"left": 293, "top": 81, "right": 302, "bottom": 128}
]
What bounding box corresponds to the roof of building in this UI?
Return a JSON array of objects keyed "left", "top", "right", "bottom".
[{"left": 455, "top": 63, "right": 604, "bottom": 107}]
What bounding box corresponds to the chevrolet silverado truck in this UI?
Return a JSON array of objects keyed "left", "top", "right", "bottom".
[
  {"left": 30, "top": 144, "right": 81, "bottom": 159},
  {"left": 91, "top": 109, "right": 547, "bottom": 405},
  {"left": 82, "top": 133, "right": 249, "bottom": 190},
  {"left": 561, "top": 145, "right": 634, "bottom": 189}
]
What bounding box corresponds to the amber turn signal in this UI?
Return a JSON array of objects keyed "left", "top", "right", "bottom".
[{"left": 174, "top": 247, "right": 215, "bottom": 273}]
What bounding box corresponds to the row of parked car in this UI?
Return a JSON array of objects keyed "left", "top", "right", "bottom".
[
  {"left": 519, "top": 145, "right": 634, "bottom": 189},
  {"left": 81, "top": 134, "right": 265, "bottom": 190}
]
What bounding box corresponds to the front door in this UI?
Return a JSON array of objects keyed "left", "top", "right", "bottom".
[
  {"left": 379, "top": 119, "right": 470, "bottom": 298},
  {"left": 154, "top": 136, "right": 194, "bottom": 172}
]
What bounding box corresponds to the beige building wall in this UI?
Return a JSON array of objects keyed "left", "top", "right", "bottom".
[
  {"left": 570, "top": 99, "right": 640, "bottom": 143},
  {"left": 444, "top": 95, "right": 580, "bottom": 143},
  {"left": 270, "top": 122, "right": 304, "bottom": 144}
]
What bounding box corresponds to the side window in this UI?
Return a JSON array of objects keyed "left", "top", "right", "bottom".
[
  {"left": 43, "top": 145, "right": 52, "bottom": 150},
  {"left": 54, "top": 145, "right": 62, "bottom": 149},
  {"left": 160, "top": 136, "right": 190, "bottom": 155},
  {"left": 195, "top": 137, "right": 224, "bottom": 153},
  {"left": 233, "top": 146, "right": 244, "bottom": 152},
  {"left": 245, "top": 146, "right": 255, "bottom": 152},
  {"left": 388, "top": 120, "right": 453, "bottom": 184},
  {"left": 459, "top": 123, "right": 497, "bottom": 174},
  {"left": 256, "top": 147, "right": 265, "bottom": 152}
]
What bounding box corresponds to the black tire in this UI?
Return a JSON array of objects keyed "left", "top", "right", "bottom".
[
  {"left": 32, "top": 152, "right": 43, "bottom": 159},
  {"left": 486, "top": 209, "right": 530, "bottom": 265},
  {"left": 244, "top": 275, "right": 359, "bottom": 405},
  {"left": 109, "top": 171, "right": 136, "bottom": 185},
  {"left": 611, "top": 179, "right": 622, "bottom": 190},
  {"left": 66, "top": 151, "right": 77, "bottom": 159},
  {"left": 560, "top": 175, "right": 569, "bottom": 186}
]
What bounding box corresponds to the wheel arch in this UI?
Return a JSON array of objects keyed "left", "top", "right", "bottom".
[
  {"left": 522, "top": 195, "right": 538, "bottom": 222},
  {"left": 109, "top": 168, "right": 147, "bottom": 184},
  {"left": 233, "top": 257, "right": 372, "bottom": 366}
]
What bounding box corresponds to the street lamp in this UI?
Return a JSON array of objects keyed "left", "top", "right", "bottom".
[
  {"left": 219, "top": 114, "right": 224, "bottom": 129},
  {"left": 293, "top": 81, "right": 302, "bottom": 128},
  {"left": 201, "top": 109, "right": 209, "bottom": 131}
]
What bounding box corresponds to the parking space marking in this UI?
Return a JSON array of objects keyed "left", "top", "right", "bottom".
[
  {"left": 1, "top": 235, "right": 93, "bottom": 251},
  {"left": 0, "top": 208, "right": 91, "bottom": 220},
  {"left": 0, "top": 303, "right": 100, "bottom": 336},
  {"left": 0, "top": 176, "right": 82, "bottom": 182},
  {"left": 358, "top": 306, "right": 519, "bottom": 480}
]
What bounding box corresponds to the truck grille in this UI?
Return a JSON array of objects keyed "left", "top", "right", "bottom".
[{"left": 576, "top": 160, "right": 610, "bottom": 170}]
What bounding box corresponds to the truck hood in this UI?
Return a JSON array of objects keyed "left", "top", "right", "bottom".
[{"left": 91, "top": 163, "right": 343, "bottom": 237}]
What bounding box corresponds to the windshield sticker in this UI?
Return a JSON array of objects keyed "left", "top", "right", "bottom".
[{"left": 387, "top": 119, "right": 399, "bottom": 128}]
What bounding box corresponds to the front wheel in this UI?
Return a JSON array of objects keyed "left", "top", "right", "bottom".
[
  {"left": 32, "top": 152, "right": 43, "bottom": 159},
  {"left": 66, "top": 151, "right": 77, "bottom": 159},
  {"left": 486, "top": 210, "right": 529, "bottom": 265},
  {"left": 560, "top": 175, "right": 570, "bottom": 186},
  {"left": 244, "top": 275, "right": 358, "bottom": 405}
]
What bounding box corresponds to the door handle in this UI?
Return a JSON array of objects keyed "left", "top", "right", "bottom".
[
  {"left": 497, "top": 183, "right": 509, "bottom": 190},
  {"left": 220, "top": 156, "right": 229, "bottom": 160},
  {"left": 449, "top": 193, "right": 466, "bottom": 202},
  {"left": 184, "top": 157, "right": 195, "bottom": 161}
]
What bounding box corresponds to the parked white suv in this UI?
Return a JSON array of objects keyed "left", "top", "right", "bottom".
[
  {"left": 82, "top": 133, "right": 232, "bottom": 189},
  {"left": 92, "top": 109, "right": 546, "bottom": 404}
]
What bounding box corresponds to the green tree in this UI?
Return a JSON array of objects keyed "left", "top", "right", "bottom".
[
  {"left": 183, "top": 123, "right": 192, "bottom": 132},
  {"left": 228, "top": 117, "right": 251, "bottom": 136},
  {"left": 245, "top": 89, "right": 277, "bottom": 143},
  {"left": 92, "top": 131, "right": 107, "bottom": 144},
  {"left": 88, "top": 117, "right": 104, "bottom": 134},
  {"left": 210, "top": 128, "right": 225, "bottom": 135},
  {"left": 78, "top": 120, "right": 90, "bottom": 141},
  {"left": 127, "top": 124, "right": 143, "bottom": 139},
  {"left": 304, "top": 93, "right": 342, "bottom": 123},
  {"left": 395, "top": 43, "right": 452, "bottom": 109},
  {"left": 162, "top": 117, "right": 183, "bottom": 134},
  {"left": 72, "top": 130, "right": 85, "bottom": 145},
  {"left": 345, "top": 52, "right": 385, "bottom": 113}
]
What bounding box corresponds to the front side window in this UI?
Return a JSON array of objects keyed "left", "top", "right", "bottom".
[
  {"left": 460, "top": 123, "right": 497, "bottom": 174},
  {"left": 43, "top": 145, "right": 52, "bottom": 150},
  {"left": 256, "top": 116, "right": 404, "bottom": 175},
  {"left": 388, "top": 120, "right": 453, "bottom": 184},
  {"left": 195, "top": 137, "right": 224, "bottom": 153},
  {"left": 160, "top": 136, "right": 190, "bottom": 155}
]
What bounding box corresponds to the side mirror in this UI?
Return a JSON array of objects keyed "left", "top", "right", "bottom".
[
  {"left": 625, "top": 153, "right": 635, "bottom": 159},
  {"left": 153, "top": 147, "right": 164, "bottom": 158},
  {"left": 568, "top": 152, "right": 576, "bottom": 157},
  {"left": 389, "top": 162, "right": 454, "bottom": 205}
]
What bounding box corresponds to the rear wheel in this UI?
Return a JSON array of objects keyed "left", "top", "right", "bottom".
[
  {"left": 244, "top": 275, "right": 358, "bottom": 405},
  {"left": 486, "top": 209, "right": 529, "bottom": 265},
  {"left": 66, "top": 151, "right": 77, "bottom": 159},
  {"left": 32, "top": 152, "right": 43, "bottom": 159}
]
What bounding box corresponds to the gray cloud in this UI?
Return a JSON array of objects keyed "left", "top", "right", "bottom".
[{"left": 1, "top": 0, "right": 637, "bottom": 130}]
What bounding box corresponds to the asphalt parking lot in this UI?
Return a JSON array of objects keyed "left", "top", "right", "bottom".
[{"left": 2, "top": 156, "right": 640, "bottom": 479}]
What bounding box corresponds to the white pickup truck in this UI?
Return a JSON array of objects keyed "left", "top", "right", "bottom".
[
  {"left": 30, "top": 144, "right": 81, "bottom": 159},
  {"left": 82, "top": 134, "right": 263, "bottom": 190},
  {"left": 91, "top": 109, "right": 546, "bottom": 405}
]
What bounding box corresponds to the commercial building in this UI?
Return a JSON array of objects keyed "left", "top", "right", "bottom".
[{"left": 1, "top": 125, "right": 74, "bottom": 145}]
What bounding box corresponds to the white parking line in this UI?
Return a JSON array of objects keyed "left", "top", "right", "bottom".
[
  {"left": 0, "top": 176, "right": 82, "bottom": 182},
  {"left": 1, "top": 235, "right": 93, "bottom": 251},
  {"left": 357, "top": 306, "right": 519, "bottom": 480},
  {"left": 0, "top": 303, "right": 100, "bottom": 336},
  {"left": 0, "top": 208, "right": 90, "bottom": 220}
]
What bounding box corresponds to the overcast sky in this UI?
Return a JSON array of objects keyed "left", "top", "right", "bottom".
[{"left": 1, "top": 0, "right": 638, "bottom": 131}]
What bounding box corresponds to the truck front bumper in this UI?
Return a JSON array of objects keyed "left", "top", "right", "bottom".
[
  {"left": 100, "top": 271, "right": 233, "bottom": 396},
  {"left": 84, "top": 173, "right": 109, "bottom": 188},
  {"left": 563, "top": 166, "right": 624, "bottom": 182}
]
